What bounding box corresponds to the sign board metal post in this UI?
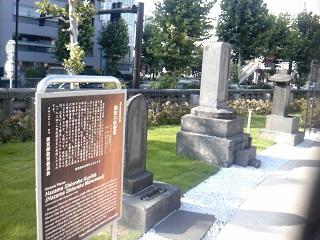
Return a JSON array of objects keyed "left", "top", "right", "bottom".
[{"left": 35, "top": 75, "right": 126, "bottom": 240}]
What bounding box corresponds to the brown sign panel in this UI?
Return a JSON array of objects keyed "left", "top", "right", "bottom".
[{"left": 36, "top": 91, "right": 125, "bottom": 240}]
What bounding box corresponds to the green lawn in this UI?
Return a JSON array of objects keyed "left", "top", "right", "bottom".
[
  {"left": 0, "top": 142, "right": 36, "bottom": 239},
  {"left": 147, "top": 126, "right": 218, "bottom": 193},
  {"left": 243, "top": 114, "right": 275, "bottom": 152},
  {"left": 0, "top": 114, "right": 273, "bottom": 239}
]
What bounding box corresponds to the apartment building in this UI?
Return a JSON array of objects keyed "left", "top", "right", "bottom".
[{"left": 0, "top": 0, "right": 103, "bottom": 78}]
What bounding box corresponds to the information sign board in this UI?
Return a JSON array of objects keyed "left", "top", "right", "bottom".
[{"left": 35, "top": 76, "right": 126, "bottom": 240}]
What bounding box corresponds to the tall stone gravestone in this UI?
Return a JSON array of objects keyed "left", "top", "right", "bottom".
[
  {"left": 177, "top": 42, "right": 259, "bottom": 168},
  {"left": 123, "top": 94, "right": 153, "bottom": 195},
  {"left": 260, "top": 70, "right": 304, "bottom": 145},
  {"left": 120, "top": 94, "right": 181, "bottom": 232}
]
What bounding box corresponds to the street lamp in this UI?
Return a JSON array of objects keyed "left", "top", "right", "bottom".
[{"left": 14, "top": 0, "right": 20, "bottom": 88}]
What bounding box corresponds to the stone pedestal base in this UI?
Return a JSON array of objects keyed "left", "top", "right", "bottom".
[
  {"left": 266, "top": 114, "right": 300, "bottom": 133},
  {"left": 261, "top": 114, "right": 304, "bottom": 146},
  {"left": 120, "top": 182, "right": 181, "bottom": 232},
  {"left": 181, "top": 114, "right": 243, "bottom": 138},
  {"left": 177, "top": 131, "right": 255, "bottom": 167},
  {"left": 260, "top": 129, "right": 304, "bottom": 146},
  {"left": 124, "top": 171, "right": 153, "bottom": 195}
]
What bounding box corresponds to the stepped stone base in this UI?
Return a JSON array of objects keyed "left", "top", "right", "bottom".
[
  {"left": 120, "top": 182, "right": 181, "bottom": 232},
  {"left": 181, "top": 114, "right": 243, "bottom": 138},
  {"left": 176, "top": 131, "right": 254, "bottom": 167},
  {"left": 260, "top": 129, "right": 304, "bottom": 146}
]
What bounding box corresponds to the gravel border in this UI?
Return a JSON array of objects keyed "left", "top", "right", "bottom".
[{"left": 140, "top": 136, "right": 320, "bottom": 240}]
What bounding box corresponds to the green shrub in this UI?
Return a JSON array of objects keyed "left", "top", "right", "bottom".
[
  {"left": 154, "top": 73, "right": 178, "bottom": 89},
  {"left": 24, "top": 66, "right": 47, "bottom": 78},
  {"left": 289, "top": 98, "right": 306, "bottom": 113},
  {"left": 148, "top": 101, "right": 191, "bottom": 126},
  {"left": 0, "top": 111, "right": 34, "bottom": 143},
  {"left": 228, "top": 99, "right": 272, "bottom": 115}
]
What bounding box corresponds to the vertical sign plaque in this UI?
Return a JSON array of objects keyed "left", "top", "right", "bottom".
[{"left": 35, "top": 76, "right": 126, "bottom": 240}]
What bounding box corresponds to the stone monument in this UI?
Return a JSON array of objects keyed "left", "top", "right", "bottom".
[
  {"left": 176, "top": 42, "right": 259, "bottom": 168},
  {"left": 260, "top": 69, "right": 304, "bottom": 145},
  {"left": 120, "top": 94, "right": 181, "bottom": 232}
]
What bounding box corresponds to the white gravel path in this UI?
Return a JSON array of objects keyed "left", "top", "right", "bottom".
[{"left": 139, "top": 141, "right": 311, "bottom": 240}]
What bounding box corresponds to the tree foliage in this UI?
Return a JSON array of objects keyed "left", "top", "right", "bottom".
[
  {"left": 52, "top": 6, "right": 94, "bottom": 63},
  {"left": 216, "top": 0, "right": 271, "bottom": 63},
  {"left": 36, "top": 0, "right": 95, "bottom": 74},
  {"left": 293, "top": 12, "right": 320, "bottom": 77},
  {"left": 267, "top": 14, "right": 295, "bottom": 60},
  {"left": 142, "top": 23, "right": 161, "bottom": 78},
  {"left": 146, "top": 0, "right": 215, "bottom": 74},
  {"left": 98, "top": 18, "right": 129, "bottom": 75}
]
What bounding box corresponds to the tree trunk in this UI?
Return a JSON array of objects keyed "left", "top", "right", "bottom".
[{"left": 68, "top": 0, "right": 78, "bottom": 75}]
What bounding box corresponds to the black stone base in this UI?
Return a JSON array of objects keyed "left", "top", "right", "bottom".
[
  {"left": 124, "top": 171, "right": 153, "bottom": 195},
  {"left": 120, "top": 182, "right": 181, "bottom": 232}
]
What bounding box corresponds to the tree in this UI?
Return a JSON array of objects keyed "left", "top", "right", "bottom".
[
  {"left": 292, "top": 12, "right": 320, "bottom": 80},
  {"left": 36, "top": 0, "right": 95, "bottom": 74},
  {"left": 98, "top": 18, "right": 129, "bottom": 75},
  {"left": 216, "top": 0, "right": 271, "bottom": 65},
  {"left": 148, "top": 0, "right": 215, "bottom": 75},
  {"left": 142, "top": 22, "right": 161, "bottom": 78},
  {"left": 266, "top": 14, "right": 300, "bottom": 73},
  {"left": 52, "top": 4, "right": 94, "bottom": 63}
]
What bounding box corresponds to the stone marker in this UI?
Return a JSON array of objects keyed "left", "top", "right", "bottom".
[
  {"left": 177, "top": 42, "right": 259, "bottom": 167},
  {"left": 191, "top": 42, "right": 235, "bottom": 119},
  {"left": 260, "top": 70, "right": 304, "bottom": 145},
  {"left": 124, "top": 94, "right": 153, "bottom": 195},
  {"left": 120, "top": 94, "right": 181, "bottom": 232}
]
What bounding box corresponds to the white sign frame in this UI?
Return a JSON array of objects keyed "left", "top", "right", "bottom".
[{"left": 35, "top": 75, "right": 126, "bottom": 240}]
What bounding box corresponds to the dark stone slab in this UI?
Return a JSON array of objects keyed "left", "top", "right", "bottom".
[
  {"left": 120, "top": 182, "right": 181, "bottom": 232},
  {"left": 154, "top": 210, "right": 215, "bottom": 240},
  {"left": 124, "top": 94, "right": 153, "bottom": 194},
  {"left": 181, "top": 114, "right": 243, "bottom": 138},
  {"left": 234, "top": 147, "right": 257, "bottom": 167},
  {"left": 123, "top": 171, "right": 154, "bottom": 195},
  {"left": 249, "top": 159, "right": 261, "bottom": 168}
]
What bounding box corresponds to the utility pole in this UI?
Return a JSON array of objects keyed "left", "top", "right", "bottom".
[
  {"left": 132, "top": 2, "right": 144, "bottom": 89},
  {"left": 14, "top": 0, "right": 20, "bottom": 88}
]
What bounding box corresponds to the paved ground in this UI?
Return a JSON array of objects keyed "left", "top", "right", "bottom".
[
  {"left": 216, "top": 133, "right": 320, "bottom": 240},
  {"left": 140, "top": 132, "right": 320, "bottom": 240}
]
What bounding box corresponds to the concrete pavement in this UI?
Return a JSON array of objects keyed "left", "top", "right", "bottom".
[{"left": 216, "top": 134, "right": 320, "bottom": 240}]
